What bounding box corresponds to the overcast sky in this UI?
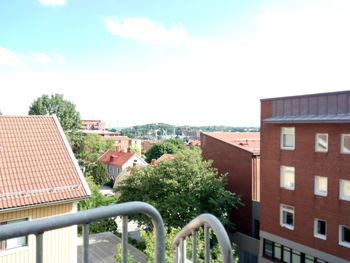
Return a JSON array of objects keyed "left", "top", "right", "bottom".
[{"left": 1, "top": 0, "right": 349, "bottom": 127}]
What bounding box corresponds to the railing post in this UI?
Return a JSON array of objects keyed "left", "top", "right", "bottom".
[
  {"left": 36, "top": 232, "right": 43, "bottom": 263},
  {"left": 180, "top": 238, "right": 185, "bottom": 263},
  {"left": 83, "top": 224, "right": 89, "bottom": 263},
  {"left": 204, "top": 224, "right": 210, "bottom": 263},
  {"left": 122, "top": 215, "right": 128, "bottom": 263},
  {"left": 192, "top": 230, "right": 197, "bottom": 263}
]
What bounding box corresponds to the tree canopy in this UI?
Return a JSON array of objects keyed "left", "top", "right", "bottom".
[
  {"left": 145, "top": 138, "right": 185, "bottom": 163},
  {"left": 116, "top": 148, "right": 241, "bottom": 229},
  {"left": 28, "top": 94, "right": 81, "bottom": 131}
]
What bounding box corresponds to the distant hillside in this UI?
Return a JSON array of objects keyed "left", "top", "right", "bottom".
[{"left": 117, "top": 123, "right": 259, "bottom": 140}]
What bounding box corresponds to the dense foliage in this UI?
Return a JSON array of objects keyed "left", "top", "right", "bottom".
[
  {"left": 76, "top": 133, "right": 115, "bottom": 186},
  {"left": 116, "top": 148, "right": 241, "bottom": 229},
  {"left": 145, "top": 138, "right": 185, "bottom": 163},
  {"left": 78, "top": 177, "right": 118, "bottom": 234}
]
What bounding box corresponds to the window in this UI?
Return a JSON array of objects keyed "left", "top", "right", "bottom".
[
  {"left": 281, "top": 166, "right": 295, "bottom": 190},
  {"left": 281, "top": 127, "right": 295, "bottom": 150},
  {"left": 315, "top": 134, "right": 328, "bottom": 152},
  {"left": 314, "top": 219, "right": 327, "bottom": 240},
  {"left": 0, "top": 218, "right": 28, "bottom": 251},
  {"left": 341, "top": 134, "right": 350, "bottom": 154},
  {"left": 314, "top": 176, "right": 328, "bottom": 196},
  {"left": 339, "top": 225, "right": 350, "bottom": 248},
  {"left": 263, "top": 239, "right": 327, "bottom": 263},
  {"left": 280, "top": 205, "right": 294, "bottom": 230},
  {"left": 339, "top": 179, "right": 350, "bottom": 201}
]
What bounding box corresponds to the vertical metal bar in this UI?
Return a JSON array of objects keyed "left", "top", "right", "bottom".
[
  {"left": 174, "top": 246, "right": 179, "bottom": 263},
  {"left": 83, "top": 224, "right": 89, "bottom": 263},
  {"left": 204, "top": 224, "right": 210, "bottom": 263},
  {"left": 192, "top": 230, "right": 197, "bottom": 263},
  {"left": 36, "top": 233, "right": 43, "bottom": 263},
  {"left": 180, "top": 238, "right": 185, "bottom": 263},
  {"left": 122, "top": 215, "right": 128, "bottom": 263}
]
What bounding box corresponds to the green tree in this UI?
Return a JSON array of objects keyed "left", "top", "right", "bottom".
[
  {"left": 76, "top": 134, "right": 114, "bottom": 185},
  {"left": 145, "top": 138, "right": 185, "bottom": 163},
  {"left": 28, "top": 94, "right": 82, "bottom": 146},
  {"left": 116, "top": 148, "right": 241, "bottom": 229},
  {"left": 78, "top": 177, "right": 118, "bottom": 234}
]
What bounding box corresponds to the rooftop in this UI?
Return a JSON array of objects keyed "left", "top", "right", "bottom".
[
  {"left": 202, "top": 132, "right": 260, "bottom": 155},
  {"left": 0, "top": 115, "right": 89, "bottom": 211},
  {"left": 98, "top": 150, "right": 135, "bottom": 167}
]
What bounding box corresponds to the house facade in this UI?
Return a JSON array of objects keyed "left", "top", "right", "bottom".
[
  {"left": 0, "top": 115, "right": 90, "bottom": 263},
  {"left": 201, "top": 132, "right": 260, "bottom": 262},
  {"left": 80, "top": 119, "right": 106, "bottom": 131},
  {"left": 260, "top": 91, "right": 350, "bottom": 263},
  {"left": 98, "top": 150, "right": 147, "bottom": 188}
]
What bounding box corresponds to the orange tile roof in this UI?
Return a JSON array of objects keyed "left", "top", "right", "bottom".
[
  {"left": 0, "top": 116, "right": 89, "bottom": 210},
  {"left": 98, "top": 150, "right": 135, "bottom": 167},
  {"left": 157, "top": 154, "right": 175, "bottom": 162},
  {"left": 203, "top": 132, "right": 260, "bottom": 155}
]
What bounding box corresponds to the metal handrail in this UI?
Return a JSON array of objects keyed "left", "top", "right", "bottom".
[
  {"left": 0, "top": 201, "right": 165, "bottom": 263},
  {"left": 172, "top": 214, "right": 233, "bottom": 263}
]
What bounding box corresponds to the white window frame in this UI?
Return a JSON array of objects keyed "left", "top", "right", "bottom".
[
  {"left": 281, "top": 127, "right": 295, "bottom": 150},
  {"left": 339, "top": 225, "right": 350, "bottom": 248},
  {"left": 314, "top": 219, "right": 327, "bottom": 240},
  {"left": 0, "top": 217, "right": 30, "bottom": 255},
  {"left": 315, "top": 133, "right": 328, "bottom": 152},
  {"left": 280, "top": 166, "right": 295, "bottom": 190},
  {"left": 314, "top": 176, "right": 328, "bottom": 197},
  {"left": 280, "top": 204, "right": 294, "bottom": 230},
  {"left": 339, "top": 179, "right": 350, "bottom": 201},
  {"left": 340, "top": 134, "right": 350, "bottom": 154}
]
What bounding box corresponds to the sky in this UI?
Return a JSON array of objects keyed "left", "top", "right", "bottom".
[{"left": 1, "top": 0, "right": 350, "bottom": 128}]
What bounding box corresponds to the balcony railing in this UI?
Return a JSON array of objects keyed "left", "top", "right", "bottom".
[{"left": 0, "top": 201, "right": 234, "bottom": 263}]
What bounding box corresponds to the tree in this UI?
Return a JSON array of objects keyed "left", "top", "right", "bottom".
[
  {"left": 28, "top": 94, "right": 82, "bottom": 145},
  {"left": 78, "top": 177, "right": 118, "bottom": 234},
  {"left": 145, "top": 138, "right": 185, "bottom": 163},
  {"left": 116, "top": 148, "right": 241, "bottom": 229},
  {"left": 76, "top": 134, "right": 115, "bottom": 185}
]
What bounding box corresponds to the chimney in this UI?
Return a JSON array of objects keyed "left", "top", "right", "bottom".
[
  {"left": 151, "top": 159, "right": 157, "bottom": 166},
  {"left": 110, "top": 155, "right": 118, "bottom": 161}
]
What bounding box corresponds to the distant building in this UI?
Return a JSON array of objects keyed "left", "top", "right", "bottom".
[
  {"left": 201, "top": 132, "right": 260, "bottom": 263},
  {"left": 142, "top": 140, "right": 159, "bottom": 153},
  {"left": 82, "top": 130, "right": 121, "bottom": 137},
  {"left": 0, "top": 115, "right": 90, "bottom": 263},
  {"left": 81, "top": 120, "right": 106, "bottom": 131},
  {"left": 102, "top": 136, "right": 142, "bottom": 152},
  {"left": 260, "top": 91, "right": 350, "bottom": 263},
  {"left": 98, "top": 150, "right": 147, "bottom": 188}
]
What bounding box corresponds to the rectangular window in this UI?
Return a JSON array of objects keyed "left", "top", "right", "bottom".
[
  {"left": 339, "top": 179, "right": 350, "bottom": 201},
  {"left": 281, "top": 127, "right": 295, "bottom": 150},
  {"left": 280, "top": 204, "right": 294, "bottom": 230},
  {"left": 314, "top": 219, "right": 327, "bottom": 240},
  {"left": 281, "top": 166, "right": 295, "bottom": 190},
  {"left": 314, "top": 176, "right": 328, "bottom": 196},
  {"left": 0, "top": 218, "right": 28, "bottom": 251},
  {"left": 339, "top": 225, "right": 350, "bottom": 248},
  {"left": 341, "top": 134, "right": 350, "bottom": 154},
  {"left": 263, "top": 239, "right": 273, "bottom": 257},
  {"left": 315, "top": 133, "right": 328, "bottom": 152}
]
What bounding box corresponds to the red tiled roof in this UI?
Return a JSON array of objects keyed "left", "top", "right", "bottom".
[
  {"left": 98, "top": 150, "right": 135, "bottom": 167},
  {"left": 0, "top": 116, "right": 89, "bottom": 210},
  {"left": 203, "top": 132, "right": 260, "bottom": 154},
  {"left": 157, "top": 154, "right": 175, "bottom": 162}
]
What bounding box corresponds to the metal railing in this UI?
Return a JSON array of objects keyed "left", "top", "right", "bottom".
[
  {"left": 172, "top": 214, "right": 234, "bottom": 263},
  {"left": 0, "top": 203, "right": 234, "bottom": 263},
  {"left": 0, "top": 201, "right": 165, "bottom": 263}
]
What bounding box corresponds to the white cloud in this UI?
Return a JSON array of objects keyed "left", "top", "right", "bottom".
[
  {"left": 29, "top": 52, "right": 52, "bottom": 64},
  {"left": 103, "top": 17, "right": 188, "bottom": 45},
  {"left": 37, "top": 0, "right": 65, "bottom": 6},
  {"left": 0, "top": 46, "right": 64, "bottom": 67},
  {"left": 0, "top": 47, "right": 24, "bottom": 67}
]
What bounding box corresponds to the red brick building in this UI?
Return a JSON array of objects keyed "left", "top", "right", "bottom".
[
  {"left": 260, "top": 91, "right": 350, "bottom": 263},
  {"left": 201, "top": 132, "right": 260, "bottom": 262},
  {"left": 81, "top": 119, "right": 106, "bottom": 130}
]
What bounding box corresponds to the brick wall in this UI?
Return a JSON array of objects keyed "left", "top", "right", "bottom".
[
  {"left": 201, "top": 133, "right": 257, "bottom": 236},
  {"left": 260, "top": 100, "right": 350, "bottom": 260}
]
